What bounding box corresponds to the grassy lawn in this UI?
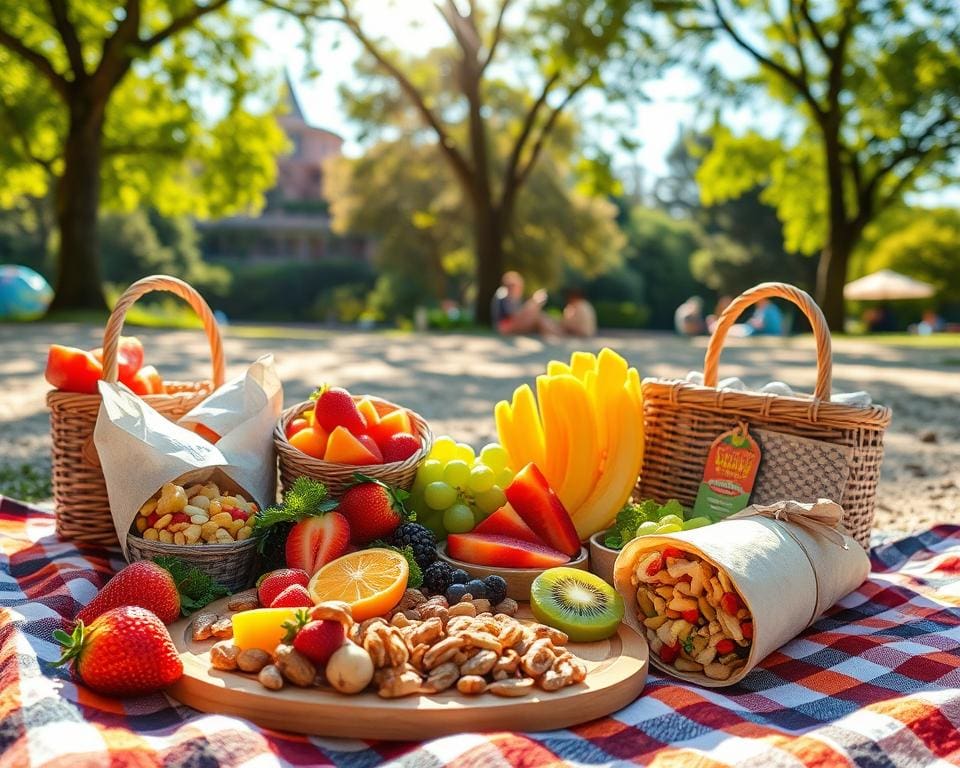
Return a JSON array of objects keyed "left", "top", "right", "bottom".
[
  {"left": 0, "top": 464, "right": 51, "bottom": 501},
  {"left": 836, "top": 333, "right": 960, "bottom": 349}
]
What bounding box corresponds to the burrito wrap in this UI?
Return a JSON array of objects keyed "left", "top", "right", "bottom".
[{"left": 613, "top": 499, "right": 870, "bottom": 687}]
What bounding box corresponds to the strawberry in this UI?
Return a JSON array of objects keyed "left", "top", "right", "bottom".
[
  {"left": 716, "top": 638, "right": 735, "bottom": 655},
  {"left": 720, "top": 592, "right": 741, "bottom": 616},
  {"left": 257, "top": 568, "right": 310, "bottom": 607},
  {"left": 270, "top": 584, "right": 314, "bottom": 608},
  {"left": 284, "top": 512, "right": 351, "bottom": 576},
  {"left": 312, "top": 385, "right": 366, "bottom": 436},
  {"left": 380, "top": 432, "right": 421, "bottom": 463},
  {"left": 282, "top": 610, "right": 344, "bottom": 666},
  {"left": 76, "top": 560, "right": 181, "bottom": 626},
  {"left": 357, "top": 434, "right": 384, "bottom": 463},
  {"left": 54, "top": 606, "right": 182, "bottom": 696},
  {"left": 338, "top": 477, "right": 410, "bottom": 544}
]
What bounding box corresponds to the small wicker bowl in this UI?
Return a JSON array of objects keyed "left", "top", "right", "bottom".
[
  {"left": 275, "top": 396, "right": 434, "bottom": 497},
  {"left": 126, "top": 533, "right": 258, "bottom": 593},
  {"left": 588, "top": 531, "right": 619, "bottom": 586}
]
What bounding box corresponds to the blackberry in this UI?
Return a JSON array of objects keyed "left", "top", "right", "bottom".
[
  {"left": 464, "top": 579, "right": 487, "bottom": 599},
  {"left": 484, "top": 575, "right": 508, "bottom": 605},
  {"left": 446, "top": 584, "right": 469, "bottom": 603},
  {"left": 449, "top": 568, "right": 470, "bottom": 585},
  {"left": 422, "top": 561, "right": 455, "bottom": 594},
  {"left": 389, "top": 523, "right": 437, "bottom": 569}
]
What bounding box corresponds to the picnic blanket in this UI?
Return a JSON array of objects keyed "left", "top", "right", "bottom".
[{"left": 1, "top": 496, "right": 959, "bottom": 768}]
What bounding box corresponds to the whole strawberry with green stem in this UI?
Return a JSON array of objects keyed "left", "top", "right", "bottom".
[
  {"left": 76, "top": 557, "right": 227, "bottom": 625},
  {"left": 282, "top": 609, "right": 345, "bottom": 666},
  {"left": 339, "top": 474, "right": 412, "bottom": 544},
  {"left": 312, "top": 385, "right": 366, "bottom": 436},
  {"left": 55, "top": 606, "right": 183, "bottom": 696}
]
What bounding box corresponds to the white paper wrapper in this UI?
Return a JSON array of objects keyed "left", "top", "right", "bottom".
[
  {"left": 613, "top": 499, "right": 870, "bottom": 687},
  {"left": 94, "top": 355, "right": 282, "bottom": 558}
]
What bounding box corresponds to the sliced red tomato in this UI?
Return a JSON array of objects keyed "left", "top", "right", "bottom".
[
  {"left": 45, "top": 345, "right": 103, "bottom": 394},
  {"left": 92, "top": 336, "right": 144, "bottom": 383}
]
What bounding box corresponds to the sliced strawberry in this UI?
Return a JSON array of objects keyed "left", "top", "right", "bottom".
[
  {"left": 446, "top": 533, "right": 570, "bottom": 569},
  {"left": 284, "top": 512, "right": 351, "bottom": 576},
  {"left": 258, "top": 569, "right": 310, "bottom": 607}
]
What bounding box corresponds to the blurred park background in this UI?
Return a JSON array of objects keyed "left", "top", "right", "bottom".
[{"left": 1, "top": 0, "right": 958, "bottom": 335}]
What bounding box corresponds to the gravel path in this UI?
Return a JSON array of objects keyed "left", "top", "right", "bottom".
[{"left": 2, "top": 323, "right": 957, "bottom": 534}]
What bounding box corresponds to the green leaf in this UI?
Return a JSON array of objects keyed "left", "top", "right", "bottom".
[
  {"left": 252, "top": 477, "right": 336, "bottom": 554},
  {"left": 154, "top": 555, "right": 230, "bottom": 616}
]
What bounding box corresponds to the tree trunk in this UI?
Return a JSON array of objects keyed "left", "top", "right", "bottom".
[
  {"left": 473, "top": 201, "right": 504, "bottom": 326},
  {"left": 815, "top": 126, "right": 850, "bottom": 332},
  {"left": 47, "top": 99, "right": 108, "bottom": 314},
  {"left": 815, "top": 231, "right": 852, "bottom": 333}
]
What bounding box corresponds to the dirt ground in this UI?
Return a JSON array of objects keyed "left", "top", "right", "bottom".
[{"left": 2, "top": 323, "right": 957, "bottom": 536}]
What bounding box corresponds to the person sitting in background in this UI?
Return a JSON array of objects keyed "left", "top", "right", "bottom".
[
  {"left": 491, "top": 271, "right": 561, "bottom": 336},
  {"left": 744, "top": 297, "right": 784, "bottom": 336},
  {"left": 562, "top": 288, "right": 597, "bottom": 338},
  {"left": 917, "top": 309, "right": 945, "bottom": 335},
  {"left": 674, "top": 296, "right": 706, "bottom": 336},
  {"left": 706, "top": 294, "right": 733, "bottom": 335}
]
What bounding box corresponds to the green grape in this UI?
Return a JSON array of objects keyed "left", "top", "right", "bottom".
[
  {"left": 658, "top": 514, "right": 684, "bottom": 529},
  {"left": 443, "top": 503, "right": 475, "bottom": 533},
  {"left": 682, "top": 516, "right": 712, "bottom": 530},
  {"left": 474, "top": 485, "right": 506, "bottom": 514},
  {"left": 416, "top": 459, "right": 444, "bottom": 487},
  {"left": 479, "top": 443, "right": 509, "bottom": 472},
  {"left": 424, "top": 481, "right": 457, "bottom": 510},
  {"left": 454, "top": 442, "right": 476, "bottom": 464},
  {"left": 467, "top": 465, "right": 496, "bottom": 493},
  {"left": 443, "top": 460, "right": 471, "bottom": 488},
  {"left": 635, "top": 521, "right": 660, "bottom": 538},
  {"left": 430, "top": 436, "right": 457, "bottom": 463},
  {"left": 656, "top": 523, "right": 682, "bottom": 534},
  {"left": 496, "top": 467, "right": 515, "bottom": 488}
]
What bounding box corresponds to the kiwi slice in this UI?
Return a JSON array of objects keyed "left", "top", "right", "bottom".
[{"left": 529, "top": 567, "right": 624, "bottom": 642}]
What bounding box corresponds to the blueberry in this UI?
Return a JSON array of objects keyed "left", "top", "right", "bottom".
[
  {"left": 446, "top": 584, "right": 469, "bottom": 603},
  {"left": 464, "top": 579, "right": 487, "bottom": 599},
  {"left": 483, "top": 575, "right": 507, "bottom": 604},
  {"left": 449, "top": 568, "right": 470, "bottom": 585}
]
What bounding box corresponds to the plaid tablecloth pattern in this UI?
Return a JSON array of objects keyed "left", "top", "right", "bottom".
[{"left": 1, "top": 496, "right": 959, "bottom": 768}]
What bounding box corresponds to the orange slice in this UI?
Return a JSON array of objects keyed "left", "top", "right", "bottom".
[{"left": 307, "top": 549, "right": 408, "bottom": 621}]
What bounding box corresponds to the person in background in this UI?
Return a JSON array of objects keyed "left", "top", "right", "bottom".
[
  {"left": 674, "top": 296, "right": 706, "bottom": 336},
  {"left": 706, "top": 294, "right": 733, "bottom": 335},
  {"left": 917, "top": 309, "right": 944, "bottom": 335},
  {"left": 491, "top": 271, "right": 561, "bottom": 336},
  {"left": 562, "top": 287, "right": 597, "bottom": 338},
  {"left": 738, "top": 297, "right": 783, "bottom": 336}
]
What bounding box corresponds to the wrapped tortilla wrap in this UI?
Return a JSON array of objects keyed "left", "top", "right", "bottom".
[{"left": 613, "top": 499, "right": 870, "bottom": 687}]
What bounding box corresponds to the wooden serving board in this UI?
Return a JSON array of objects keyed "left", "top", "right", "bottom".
[{"left": 167, "top": 597, "right": 649, "bottom": 740}]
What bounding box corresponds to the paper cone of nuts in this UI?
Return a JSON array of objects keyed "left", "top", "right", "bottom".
[{"left": 613, "top": 499, "right": 870, "bottom": 687}]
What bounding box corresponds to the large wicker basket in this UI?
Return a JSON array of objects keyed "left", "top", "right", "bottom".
[
  {"left": 638, "top": 282, "right": 891, "bottom": 550},
  {"left": 275, "top": 397, "right": 433, "bottom": 497},
  {"left": 47, "top": 275, "right": 225, "bottom": 547}
]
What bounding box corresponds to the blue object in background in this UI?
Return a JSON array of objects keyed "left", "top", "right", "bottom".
[{"left": 0, "top": 266, "right": 53, "bottom": 320}]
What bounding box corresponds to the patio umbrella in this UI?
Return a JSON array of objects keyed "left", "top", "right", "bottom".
[{"left": 843, "top": 269, "right": 935, "bottom": 301}]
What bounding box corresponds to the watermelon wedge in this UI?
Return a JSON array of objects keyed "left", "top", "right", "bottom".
[
  {"left": 473, "top": 503, "right": 548, "bottom": 546},
  {"left": 504, "top": 463, "right": 581, "bottom": 556},
  {"left": 446, "top": 533, "right": 570, "bottom": 569}
]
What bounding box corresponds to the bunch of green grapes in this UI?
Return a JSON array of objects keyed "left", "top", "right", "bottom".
[{"left": 408, "top": 436, "right": 514, "bottom": 538}]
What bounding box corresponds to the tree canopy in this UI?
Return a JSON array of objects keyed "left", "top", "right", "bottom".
[
  {"left": 665, "top": 0, "right": 960, "bottom": 328},
  {"left": 0, "top": 1, "right": 286, "bottom": 310}
]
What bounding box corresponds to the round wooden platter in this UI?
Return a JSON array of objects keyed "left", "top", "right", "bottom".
[{"left": 167, "top": 597, "right": 649, "bottom": 740}]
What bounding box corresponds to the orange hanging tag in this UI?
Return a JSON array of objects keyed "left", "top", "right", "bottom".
[{"left": 693, "top": 422, "right": 762, "bottom": 521}]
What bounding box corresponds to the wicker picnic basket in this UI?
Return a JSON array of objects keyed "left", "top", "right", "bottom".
[
  {"left": 47, "top": 275, "right": 225, "bottom": 547},
  {"left": 126, "top": 535, "right": 258, "bottom": 593},
  {"left": 637, "top": 282, "right": 891, "bottom": 550},
  {"left": 275, "top": 397, "right": 433, "bottom": 497}
]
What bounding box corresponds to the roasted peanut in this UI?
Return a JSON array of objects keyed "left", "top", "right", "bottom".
[{"left": 210, "top": 641, "right": 240, "bottom": 671}]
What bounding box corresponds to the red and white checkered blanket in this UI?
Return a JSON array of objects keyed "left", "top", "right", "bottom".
[{"left": 2, "top": 495, "right": 959, "bottom": 767}]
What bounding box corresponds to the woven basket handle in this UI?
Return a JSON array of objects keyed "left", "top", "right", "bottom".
[
  {"left": 101, "top": 275, "right": 225, "bottom": 387},
  {"left": 703, "top": 282, "right": 832, "bottom": 401}
]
